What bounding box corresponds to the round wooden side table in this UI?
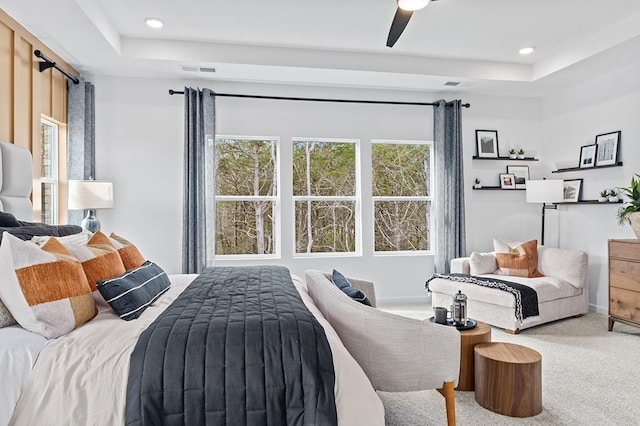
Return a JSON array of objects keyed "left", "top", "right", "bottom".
[
  {"left": 474, "top": 342, "right": 542, "bottom": 417},
  {"left": 457, "top": 321, "right": 491, "bottom": 391}
]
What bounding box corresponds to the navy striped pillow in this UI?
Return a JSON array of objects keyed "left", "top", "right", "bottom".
[{"left": 97, "top": 261, "right": 170, "bottom": 321}]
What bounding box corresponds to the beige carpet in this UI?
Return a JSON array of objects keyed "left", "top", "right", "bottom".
[{"left": 377, "top": 304, "right": 640, "bottom": 425}]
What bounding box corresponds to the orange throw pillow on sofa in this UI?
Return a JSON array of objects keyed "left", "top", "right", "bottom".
[{"left": 493, "top": 239, "right": 543, "bottom": 278}]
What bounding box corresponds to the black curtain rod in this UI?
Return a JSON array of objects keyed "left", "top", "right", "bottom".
[
  {"left": 168, "top": 89, "right": 470, "bottom": 108},
  {"left": 34, "top": 50, "right": 79, "bottom": 85}
]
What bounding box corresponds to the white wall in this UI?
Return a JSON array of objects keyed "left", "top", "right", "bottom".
[
  {"left": 539, "top": 62, "right": 640, "bottom": 313},
  {"left": 93, "top": 75, "right": 542, "bottom": 303}
]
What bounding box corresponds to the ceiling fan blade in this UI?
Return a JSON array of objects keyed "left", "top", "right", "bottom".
[{"left": 386, "top": 7, "right": 413, "bottom": 48}]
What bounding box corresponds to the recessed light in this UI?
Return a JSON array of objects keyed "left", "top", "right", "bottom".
[
  {"left": 519, "top": 46, "right": 535, "bottom": 55},
  {"left": 145, "top": 18, "right": 164, "bottom": 29}
]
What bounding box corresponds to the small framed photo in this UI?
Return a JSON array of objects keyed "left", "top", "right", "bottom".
[
  {"left": 563, "top": 179, "right": 583, "bottom": 202},
  {"left": 579, "top": 144, "right": 597, "bottom": 168},
  {"left": 594, "top": 131, "right": 620, "bottom": 167},
  {"left": 499, "top": 173, "right": 516, "bottom": 189},
  {"left": 476, "top": 130, "right": 499, "bottom": 158},
  {"left": 506, "top": 165, "right": 530, "bottom": 189}
]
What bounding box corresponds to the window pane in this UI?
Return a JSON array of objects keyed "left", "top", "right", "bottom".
[
  {"left": 41, "top": 182, "right": 55, "bottom": 224},
  {"left": 374, "top": 201, "right": 430, "bottom": 251},
  {"left": 215, "top": 138, "right": 277, "bottom": 196},
  {"left": 292, "top": 140, "right": 355, "bottom": 196},
  {"left": 295, "top": 201, "right": 356, "bottom": 253},
  {"left": 40, "top": 122, "right": 56, "bottom": 179},
  {"left": 215, "top": 201, "right": 275, "bottom": 255},
  {"left": 372, "top": 143, "right": 430, "bottom": 196}
]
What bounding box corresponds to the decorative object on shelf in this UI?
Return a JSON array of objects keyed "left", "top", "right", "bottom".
[
  {"left": 617, "top": 173, "right": 640, "bottom": 239},
  {"left": 595, "top": 130, "right": 621, "bottom": 167},
  {"left": 579, "top": 144, "right": 597, "bottom": 168},
  {"left": 68, "top": 180, "right": 114, "bottom": 232},
  {"left": 475, "top": 130, "right": 499, "bottom": 158},
  {"left": 517, "top": 149, "right": 525, "bottom": 160},
  {"left": 599, "top": 189, "right": 610, "bottom": 202},
  {"left": 506, "top": 165, "right": 530, "bottom": 189},
  {"left": 508, "top": 148, "right": 517, "bottom": 159},
  {"left": 473, "top": 178, "right": 482, "bottom": 189},
  {"left": 526, "top": 179, "right": 564, "bottom": 245},
  {"left": 499, "top": 173, "right": 516, "bottom": 189},
  {"left": 608, "top": 189, "right": 619, "bottom": 203},
  {"left": 562, "top": 179, "right": 583, "bottom": 202},
  {"left": 451, "top": 290, "right": 468, "bottom": 326}
]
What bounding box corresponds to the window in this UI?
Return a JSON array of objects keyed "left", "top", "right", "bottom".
[
  {"left": 292, "top": 138, "right": 359, "bottom": 254},
  {"left": 372, "top": 140, "right": 432, "bottom": 253},
  {"left": 40, "top": 118, "right": 59, "bottom": 224},
  {"left": 214, "top": 137, "right": 279, "bottom": 257}
]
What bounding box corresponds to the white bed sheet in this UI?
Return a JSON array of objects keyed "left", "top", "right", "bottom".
[
  {"left": 0, "top": 325, "right": 47, "bottom": 426},
  {"left": 10, "top": 273, "right": 384, "bottom": 426}
]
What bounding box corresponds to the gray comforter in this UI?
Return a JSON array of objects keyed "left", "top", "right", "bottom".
[{"left": 125, "top": 265, "right": 337, "bottom": 426}]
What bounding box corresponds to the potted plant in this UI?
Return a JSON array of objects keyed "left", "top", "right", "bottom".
[
  {"left": 508, "top": 148, "right": 517, "bottom": 159},
  {"left": 609, "top": 188, "right": 619, "bottom": 202},
  {"left": 617, "top": 173, "right": 640, "bottom": 239},
  {"left": 473, "top": 178, "right": 482, "bottom": 189},
  {"left": 599, "top": 189, "right": 609, "bottom": 202},
  {"left": 517, "top": 148, "right": 525, "bottom": 159}
]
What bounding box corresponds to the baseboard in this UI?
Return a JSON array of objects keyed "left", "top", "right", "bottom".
[
  {"left": 589, "top": 303, "right": 607, "bottom": 315},
  {"left": 377, "top": 295, "right": 431, "bottom": 305}
]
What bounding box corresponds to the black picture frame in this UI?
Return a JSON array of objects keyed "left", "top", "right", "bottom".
[
  {"left": 579, "top": 144, "right": 597, "bottom": 168},
  {"left": 499, "top": 173, "right": 516, "bottom": 189},
  {"left": 506, "top": 165, "right": 530, "bottom": 189},
  {"left": 563, "top": 178, "right": 583, "bottom": 202},
  {"left": 594, "top": 131, "right": 621, "bottom": 167},
  {"left": 476, "top": 130, "right": 499, "bottom": 158}
]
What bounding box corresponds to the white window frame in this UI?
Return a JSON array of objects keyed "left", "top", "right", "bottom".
[
  {"left": 292, "top": 137, "right": 361, "bottom": 258},
  {"left": 213, "top": 135, "right": 281, "bottom": 260},
  {"left": 371, "top": 139, "right": 433, "bottom": 256},
  {"left": 40, "top": 117, "right": 59, "bottom": 225}
]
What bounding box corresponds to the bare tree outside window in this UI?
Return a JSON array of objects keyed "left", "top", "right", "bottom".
[
  {"left": 372, "top": 141, "right": 431, "bottom": 252},
  {"left": 214, "top": 137, "right": 278, "bottom": 256},
  {"left": 292, "top": 139, "right": 358, "bottom": 254}
]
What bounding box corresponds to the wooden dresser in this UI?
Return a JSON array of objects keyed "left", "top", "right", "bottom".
[{"left": 608, "top": 239, "right": 640, "bottom": 331}]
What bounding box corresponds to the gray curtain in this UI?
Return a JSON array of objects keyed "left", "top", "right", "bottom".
[
  {"left": 183, "top": 87, "right": 215, "bottom": 273},
  {"left": 433, "top": 99, "right": 465, "bottom": 273},
  {"left": 66, "top": 78, "right": 95, "bottom": 225}
]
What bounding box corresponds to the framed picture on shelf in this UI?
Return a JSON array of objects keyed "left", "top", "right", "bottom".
[
  {"left": 506, "top": 165, "right": 530, "bottom": 189},
  {"left": 594, "top": 131, "right": 621, "bottom": 167},
  {"left": 579, "top": 144, "right": 597, "bottom": 168},
  {"left": 563, "top": 178, "right": 583, "bottom": 202},
  {"left": 499, "top": 173, "right": 516, "bottom": 189},
  {"left": 476, "top": 130, "right": 499, "bottom": 158}
]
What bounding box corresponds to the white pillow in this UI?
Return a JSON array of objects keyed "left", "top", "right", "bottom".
[
  {"left": 31, "top": 231, "right": 92, "bottom": 247},
  {"left": 469, "top": 251, "right": 497, "bottom": 275}
]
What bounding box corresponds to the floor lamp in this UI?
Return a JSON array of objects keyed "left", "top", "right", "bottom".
[
  {"left": 68, "top": 180, "right": 114, "bottom": 232},
  {"left": 525, "top": 180, "right": 564, "bottom": 246}
]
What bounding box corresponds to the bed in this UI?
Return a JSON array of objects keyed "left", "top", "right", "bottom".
[{"left": 0, "top": 141, "right": 455, "bottom": 425}]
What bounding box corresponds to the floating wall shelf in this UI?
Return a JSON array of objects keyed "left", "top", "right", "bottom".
[
  {"left": 556, "top": 200, "right": 624, "bottom": 205},
  {"left": 552, "top": 162, "right": 623, "bottom": 173},
  {"left": 472, "top": 186, "right": 525, "bottom": 191},
  {"left": 472, "top": 156, "right": 539, "bottom": 161}
]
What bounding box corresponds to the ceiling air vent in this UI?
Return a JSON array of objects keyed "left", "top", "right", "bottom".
[
  {"left": 444, "top": 81, "right": 461, "bottom": 86},
  {"left": 181, "top": 65, "right": 217, "bottom": 73}
]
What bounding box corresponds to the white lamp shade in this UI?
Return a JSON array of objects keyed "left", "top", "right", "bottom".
[
  {"left": 526, "top": 180, "right": 564, "bottom": 204},
  {"left": 398, "top": 0, "right": 430, "bottom": 11},
  {"left": 68, "top": 180, "right": 114, "bottom": 210}
]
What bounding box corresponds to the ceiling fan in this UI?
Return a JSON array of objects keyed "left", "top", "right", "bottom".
[{"left": 387, "top": 0, "right": 439, "bottom": 48}]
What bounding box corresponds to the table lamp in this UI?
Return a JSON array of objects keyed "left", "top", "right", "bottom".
[
  {"left": 525, "top": 180, "right": 564, "bottom": 245},
  {"left": 68, "top": 180, "right": 114, "bottom": 232}
]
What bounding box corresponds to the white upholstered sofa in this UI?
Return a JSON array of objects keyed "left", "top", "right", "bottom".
[
  {"left": 305, "top": 270, "right": 460, "bottom": 426},
  {"left": 428, "top": 246, "right": 589, "bottom": 333}
]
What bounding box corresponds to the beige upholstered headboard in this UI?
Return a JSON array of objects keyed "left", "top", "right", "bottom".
[{"left": 0, "top": 141, "right": 33, "bottom": 220}]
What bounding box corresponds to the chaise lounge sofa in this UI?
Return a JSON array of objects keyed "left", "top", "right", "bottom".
[{"left": 427, "top": 244, "right": 589, "bottom": 333}]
